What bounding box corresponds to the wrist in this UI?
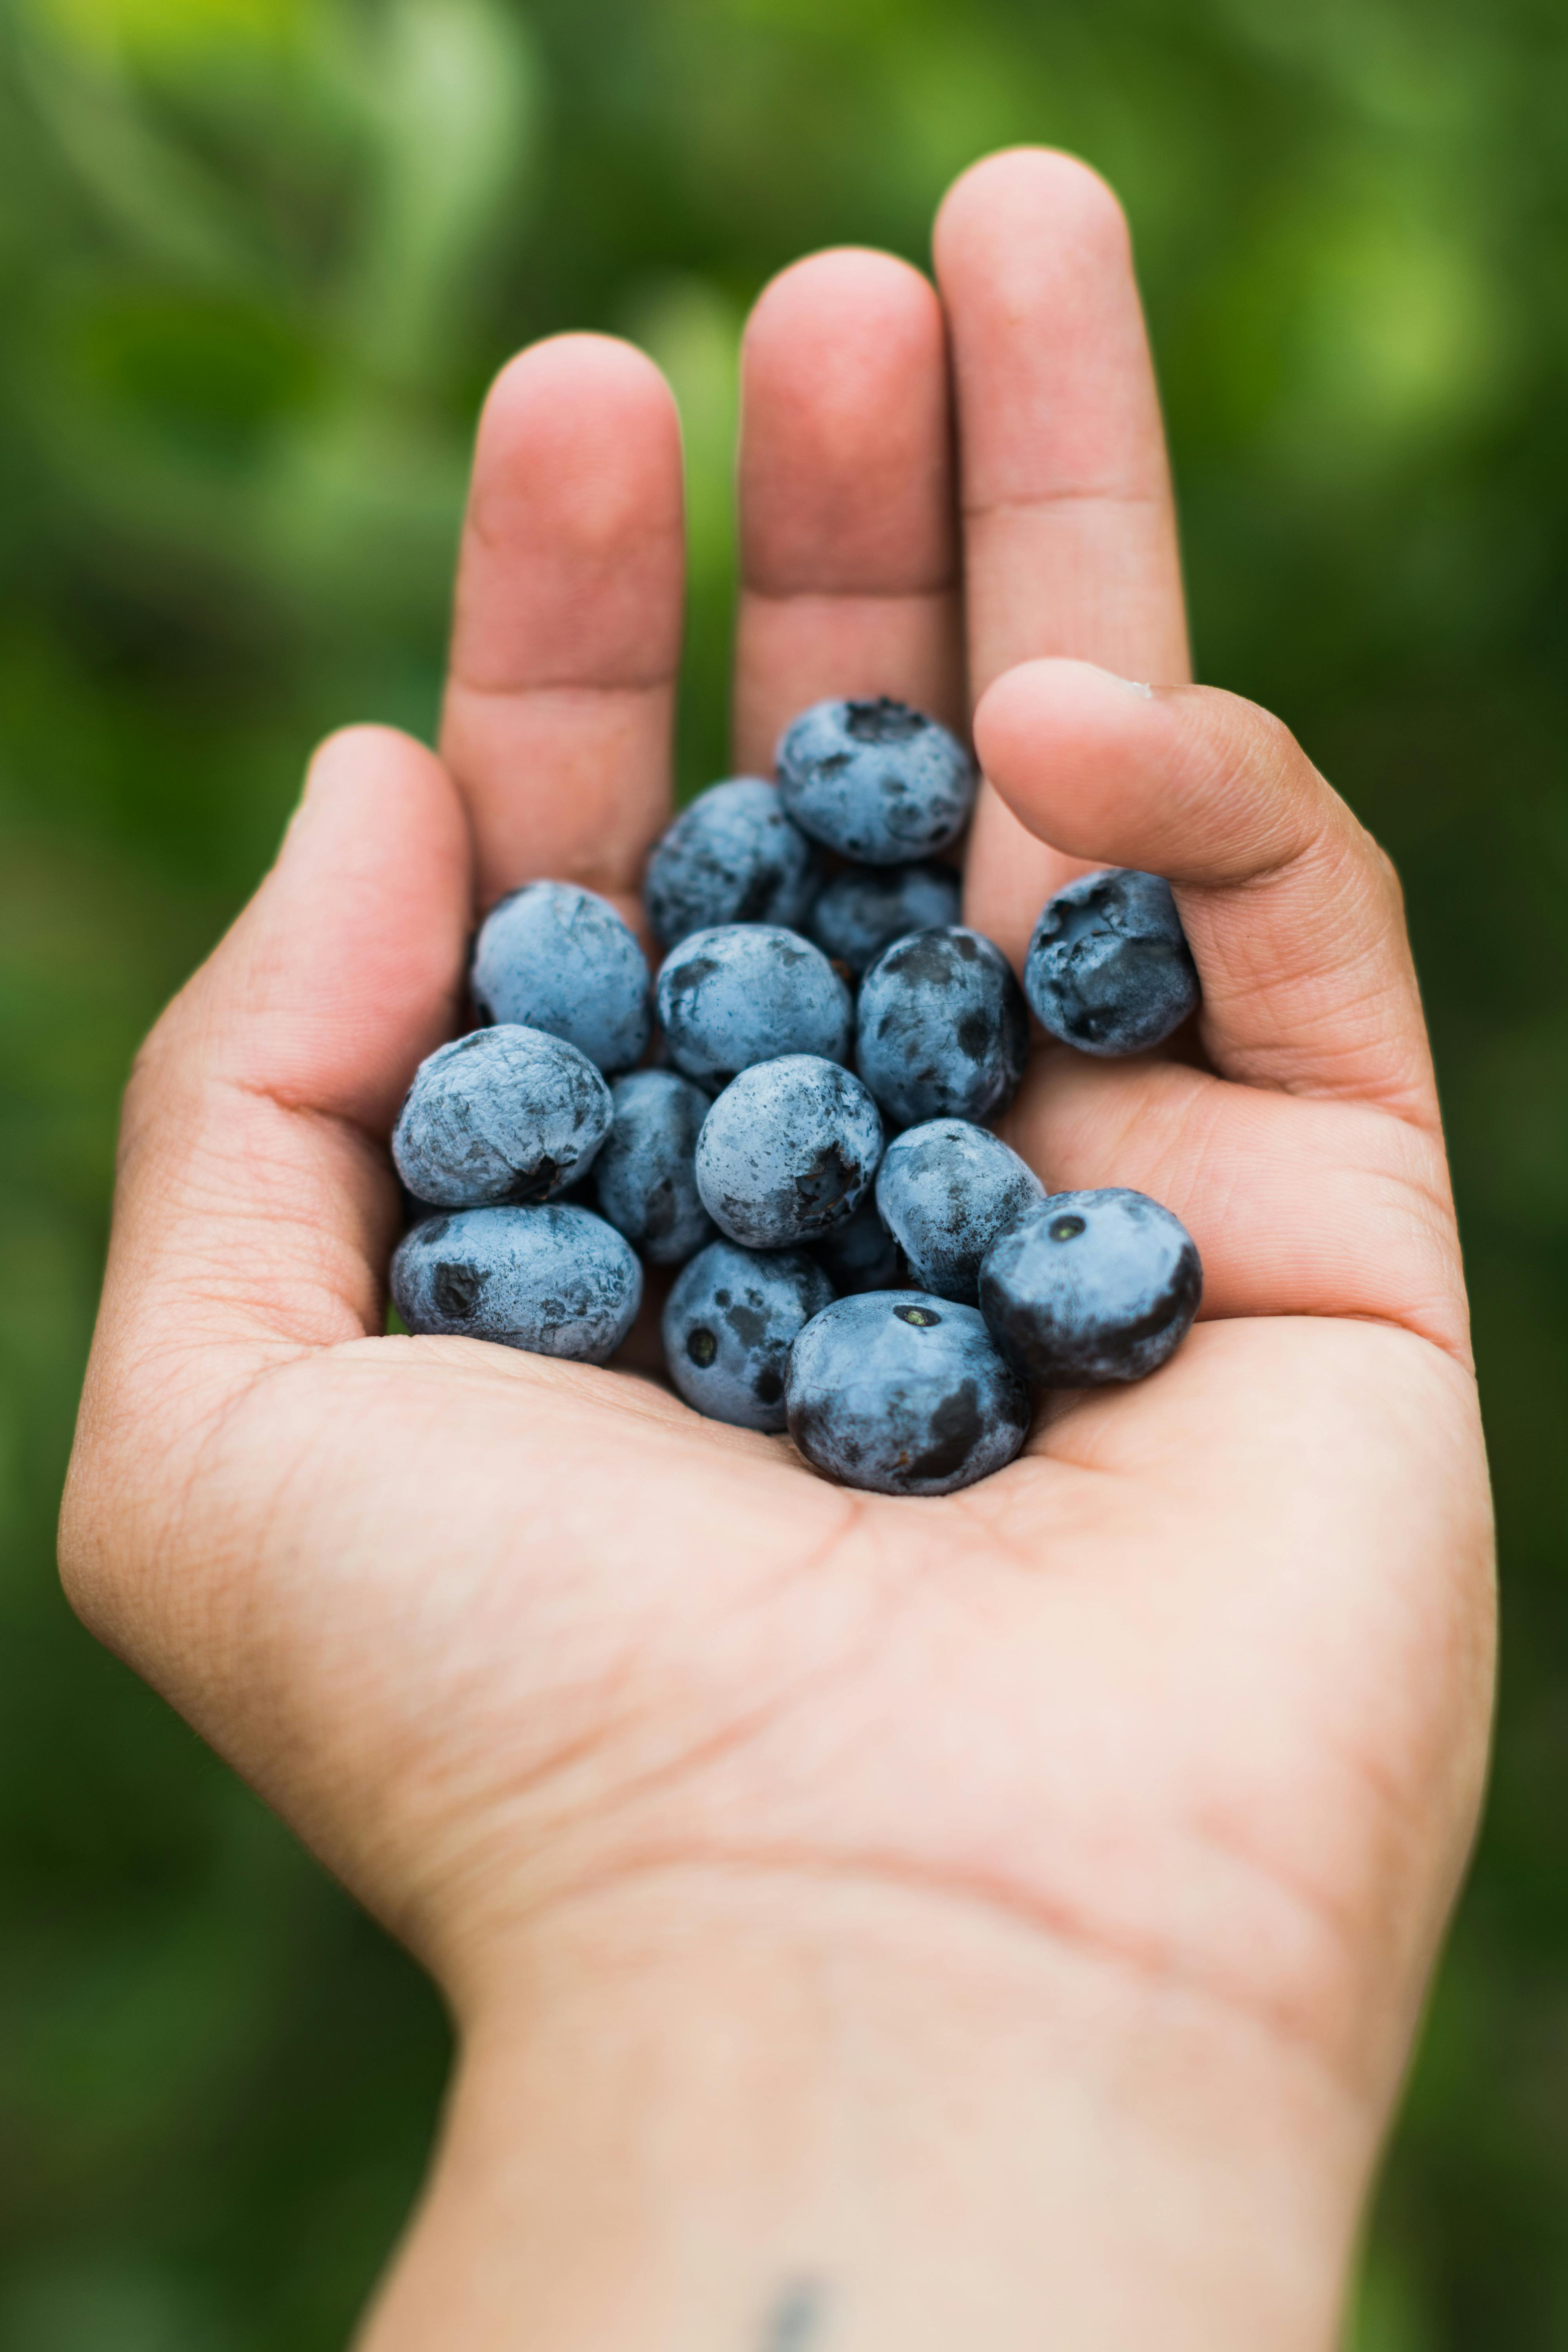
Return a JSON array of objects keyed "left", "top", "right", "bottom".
[{"left": 359, "top": 1868, "right": 1373, "bottom": 2352}]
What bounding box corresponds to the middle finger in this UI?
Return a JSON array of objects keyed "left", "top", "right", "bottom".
[{"left": 731, "top": 248, "right": 964, "bottom": 776}]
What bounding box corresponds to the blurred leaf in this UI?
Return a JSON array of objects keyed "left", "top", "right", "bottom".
[{"left": 343, "top": 0, "right": 540, "bottom": 382}]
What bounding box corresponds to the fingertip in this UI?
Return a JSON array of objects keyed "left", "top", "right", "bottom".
[
  {"left": 976, "top": 661, "right": 1334, "bottom": 891},
  {"left": 932, "top": 143, "right": 1167, "bottom": 542},
  {"left": 294, "top": 725, "right": 469, "bottom": 890},
  {"left": 933, "top": 147, "right": 1132, "bottom": 281},
  {"left": 975, "top": 657, "right": 1162, "bottom": 791},
  {"left": 232, "top": 731, "right": 474, "bottom": 1127},
  {"left": 744, "top": 246, "right": 941, "bottom": 359},
  {"left": 739, "top": 247, "right": 953, "bottom": 595},
  {"left": 300, "top": 721, "right": 449, "bottom": 808},
  {"left": 467, "top": 333, "right": 684, "bottom": 573},
  {"left": 444, "top": 330, "right": 684, "bottom": 904},
  {"left": 479, "top": 332, "right": 681, "bottom": 449}
]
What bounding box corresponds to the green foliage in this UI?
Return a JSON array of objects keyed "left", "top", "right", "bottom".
[{"left": 1, "top": 0, "right": 1565, "bottom": 2341}]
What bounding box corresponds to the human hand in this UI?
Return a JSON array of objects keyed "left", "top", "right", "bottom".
[{"left": 60, "top": 150, "right": 1493, "bottom": 2352}]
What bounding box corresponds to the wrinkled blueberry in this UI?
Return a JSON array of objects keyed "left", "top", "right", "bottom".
[
  {"left": 645, "top": 778, "right": 821, "bottom": 948},
  {"left": 471, "top": 880, "right": 651, "bottom": 1073},
  {"left": 856, "top": 926, "right": 1028, "bottom": 1127},
  {"left": 391, "top": 1203, "right": 643, "bottom": 1364},
  {"left": 808, "top": 860, "right": 962, "bottom": 975},
  {"left": 786, "top": 1292, "right": 1029, "bottom": 1497},
  {"left": 592, "top": 1069, "right": 715, "bottom": 1266},
  {"left": 776, "top": 698, "right": 976, "bottom": 864},
  {"left": 657, "top": 924, "right": 852, "bottom": 1091},
  {"left": 662, "top": 1238, "right": 835, "bottom": 1432},
  {"left": 1024, "top": 869, "right": 1199, "bottom": 1056},
  {"left": 695, "top": 1054, "right": 883, "bottom": 1250},
  {"left": 812, "top": 1194, "right": 903, "bottom": 1294},
  {"left": 392, "top": 1025, "right": 612, "bottom": 1209},
  {"left": 979, "top": 1188, "right": 1202, "bottom": 1385},
  {"left": 875, "top": 1119, "right": 1046, "bottom": 1306}
]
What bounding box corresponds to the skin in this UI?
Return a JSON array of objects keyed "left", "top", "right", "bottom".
[{"left": 59, "top": 149, "right": 1494, "bottom": 2352}]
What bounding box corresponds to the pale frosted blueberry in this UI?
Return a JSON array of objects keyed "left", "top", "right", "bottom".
[
  {"left": 592, "top": 1069, "right": 715, "bottom": 1265},
  {"left": 875, "top": 1119, "right": 1046, "bottom": 1306},
  {"left": 645, "top": 778, "right": 820, "bottom": 947},
  {"left": 856, "top": 926, "right": 1027, "bottom": 1127},
  {"left": 656, "top": 924, "right": 852, "bottom": 1090},
  {"left": 391, "top": 1204, "right": 642, "bottom": 1364},
  {"left": 776, "top": 698, "right": 976, "bottom": 864},
  {"left": 393, "top": 1025, "right": 612, "bottom": 1209},
  {"left": 786, "top": 1292, "right": 1029, "bottom": 1497},
  {"left": 695, "top": 1054, "right": 883, "bottom": 1250},
  {"left": 979, "top": 1188, "right": 1202, "bottom": 1385},
  {"left": 471, "top": 880, "right": 651, "bottom": 1073},
  {"left": 808, "top": 860, "right": 962, "bottom": 975},
  {"left": 1024, "top": 869, "right": 1199, "bottom": 1056},
  {"left": 662, "top": 1239, "right": 834, "bottom": 1432}
]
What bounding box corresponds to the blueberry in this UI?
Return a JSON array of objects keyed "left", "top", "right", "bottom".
[
  {"left": 785, "top": 1292, "right": 1029, "bottom": 1497},
  {"left": 392, "top": 1025, "right": 612, "bottom": 1209},
  {"left": 1024, "top": 869, "right": 1199, "bottom": 1056},
  {"left": 471, "top": 880, "right": 651, "bottom": 1073},
  {"left": 656, "top": 924, "right": 852, "bottom": 1091},
  {"left": 875, "top": 1119, "right": 1046, "bottom": 1306},
  {"left": 776, "top": 698, "right": 976, "bottom": 864},
  {"left": 808, "top": 860, "right": 962, "bottom": 975},
  {"left": 812, "top": 1194, "right": 903, "bottom": 1294},
  {"left": 979, "top": 1188, "right": 1202, "bottom": 1385},
  {"left": 391, "top": 1203, "right": 643, "bottom": 1364},
  {"left": 695, "top": 1054, "right": 883, "bottom": 1251},
  {"left": 855, "top": 926, "right": 1028, "bottom": 1127},
  {"left": 592, "top": 1069, "right": 715, "bottom": 1266},
  {"left": 645, "top": 778, "right": 821, "bottom": 948},
  {"left": 662, "top": 1239, "right": 835, "bottom": 1432}
]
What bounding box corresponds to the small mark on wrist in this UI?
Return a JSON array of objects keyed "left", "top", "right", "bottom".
[{"left": 764, "top": 2278, "right": 827, "bottom": 2351}]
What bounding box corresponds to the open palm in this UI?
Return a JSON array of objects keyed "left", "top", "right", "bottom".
[{"left": 62, "top": 152, "right": 1492, "bottom": 2350}]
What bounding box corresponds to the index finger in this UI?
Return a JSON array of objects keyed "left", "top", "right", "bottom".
[{"left": 933, "top": 150, "right": 1190, "bottom": 965}]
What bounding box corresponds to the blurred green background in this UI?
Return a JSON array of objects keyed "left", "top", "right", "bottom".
[{"left": 0, "top": 0, "right": 1564, "bottom": 2341}]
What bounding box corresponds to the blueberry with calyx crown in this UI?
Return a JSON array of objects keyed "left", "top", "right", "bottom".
[
  {"left": 979, "top": 1187, "right": 1202, "bottom": 1385},
  {"left": 777, "top": 697, "right": 975, "bottom": 865}
]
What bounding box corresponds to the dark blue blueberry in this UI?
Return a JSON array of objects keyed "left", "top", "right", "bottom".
[
  {"left": 470, "top": 880, "right": 651, "bottom": 1073},
  {"left": 855, "top": 926, "right": 1028, "bottom": 1127},
  {"left": 1024, "top": 869, "right": 1199, "bottom": 1056},
  {"left": 875, "top": 1118, "right": 1045, "bottom": 1306},
  {"left": 592, "top": 1069, "right": 715, "bottom": 1266},
  {"left": 979, "top": 1188, "right": 1202, "bottom": 1385},
  {"left": 812, "top": 1194, "right": 903, "bottom": 1294},
  {"left": 662, "top": 1239, "right": 835, "bottom": 1432},
  {"left": 776, "top": 698, "right": 976, "bottom": 864},
  {"left": 645, "top": 778, "right": 821, "bottom": 948},
  {"left": 807, "top": 860, "right": 962, "bottom": 975},
  {"left": 392, "top": 1025, "right": 612, "bottom": 1209},
  {"left": 695, "top": 1054, "right": 883, "bottom": 1251},
  {"left": 785, "top": 1292, "right": 1029, "bottom": 1497},
  {"left": 390, "top": 1203, "right": 643, "bottom": 1364},
  {"left": 656, "top": 924, "right": 852, "bottom": 1091}
]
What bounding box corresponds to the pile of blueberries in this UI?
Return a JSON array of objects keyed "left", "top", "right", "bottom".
[{"left": 390, "top": 698, "right": 1203, "bottom": 1498}]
